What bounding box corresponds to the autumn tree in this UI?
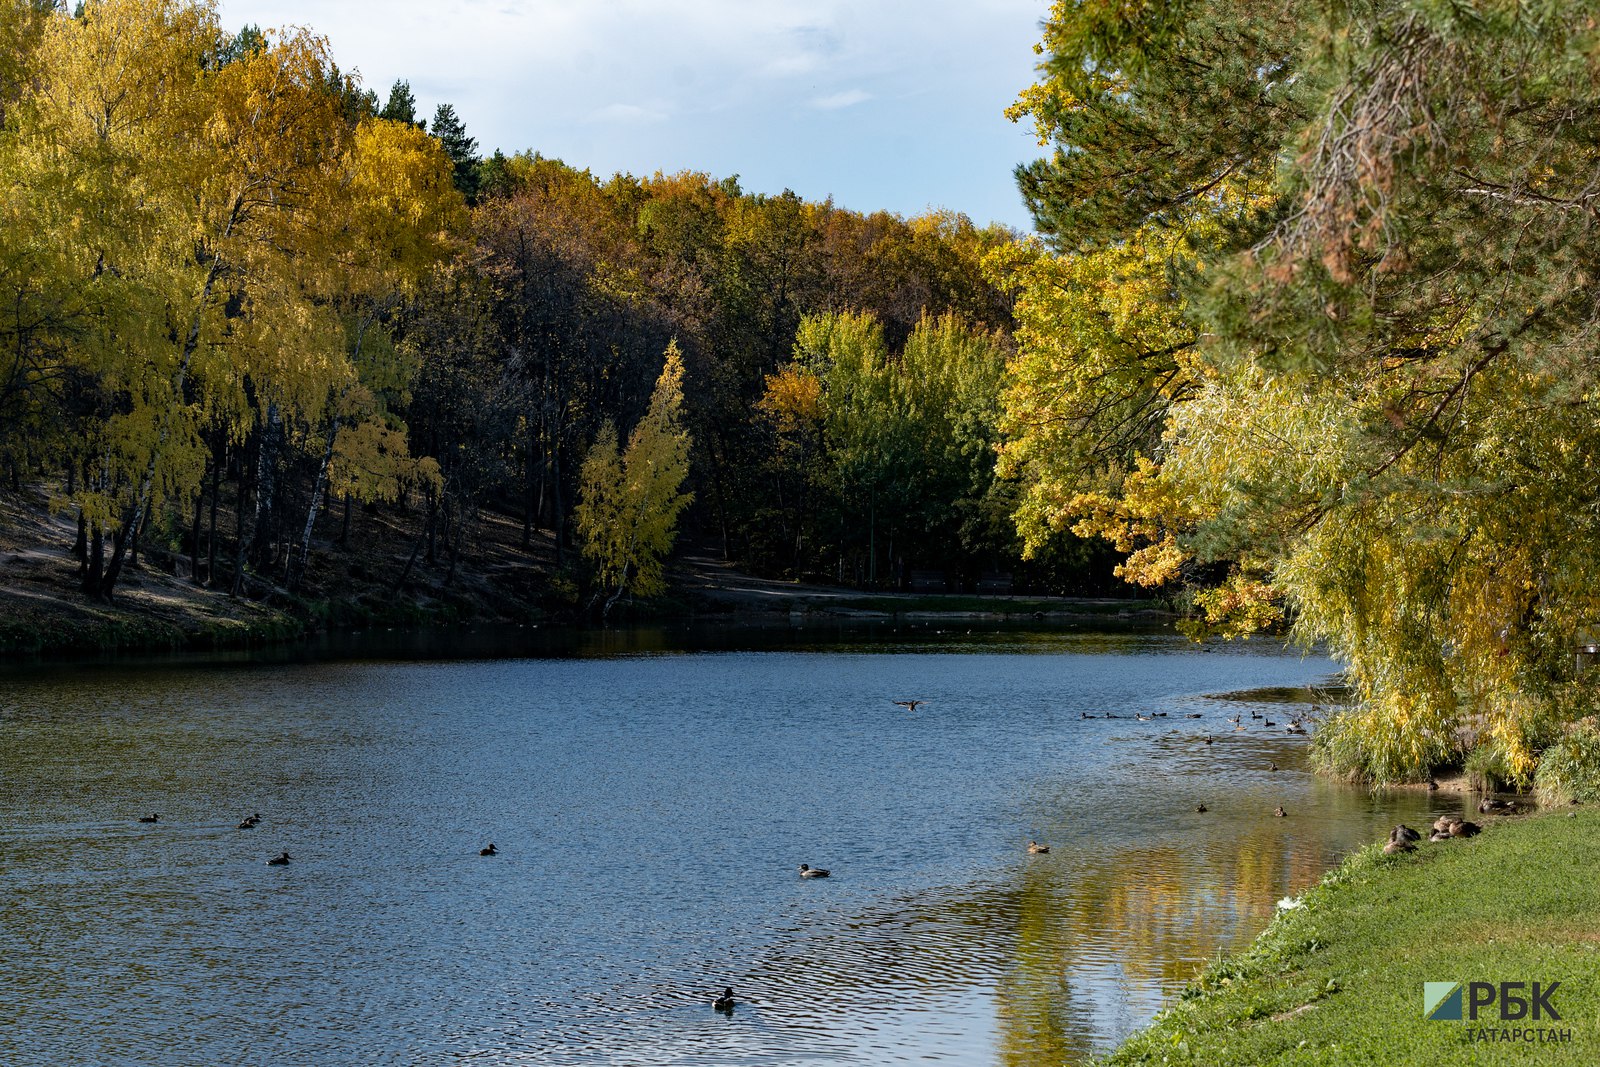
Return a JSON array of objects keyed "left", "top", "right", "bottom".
[
  {"left": 0, "top": 0, "right": 464, "bottom": 602},
  {"left": 1004, "top": 0, "right": 1600, "bottom": 784},
  {"left": 576, "top": 341, "right": 692, "bottom": 617}
]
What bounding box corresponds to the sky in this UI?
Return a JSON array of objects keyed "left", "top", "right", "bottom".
[{"left": 214, "top": 0, "right": 1051, "bottom": 232}]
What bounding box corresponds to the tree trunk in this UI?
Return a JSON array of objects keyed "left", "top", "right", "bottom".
[
  {"left": 446, "top": 501, "right": 467, "bottom": 585},
  {"left": 289, "top": 417, "right": 339, "bottom": 591},
  {"left": 230, "top": 436, "right": 253, "bottom": 597},
  {"left": 248, "top": 401, "right": 282, "bottom": 570},
  {"left": 522, "top": 423, "right": 536, "bottom": 549},
  {"left": 95, "top": 501, "right": 139, "bottom": 600},
  {"left": 393, "top": 509, "right": 431, "bottom": 593},
  {"left": 425, "top": 487, "right": 439, "bottom": 565},
  {"left": 206, "top": 444, "right": 222, "bottom": 586},
  {"left": 550, "top": 448, "right": 565, "bottom": 567},
  {"left": 84, "top": 522, "right": 104, "bottom": 594},
  {"left": 189, "top": 481, "right": 204, "bottom": 583}
]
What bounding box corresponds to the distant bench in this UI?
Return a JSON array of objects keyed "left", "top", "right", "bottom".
[{"left": 977, "top": 572, "right": 1013, "bottom": 595}]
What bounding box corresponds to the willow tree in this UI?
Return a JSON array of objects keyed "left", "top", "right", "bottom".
[
  {"left": 1004, "top": 0, "right": 1600, "bottom": 783},
  {"left": 576, "top": 341, "right": 693, "bottom": 617}
]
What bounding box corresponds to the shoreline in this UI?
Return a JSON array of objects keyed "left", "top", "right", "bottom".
[
  {"left": 1098, "top": 806, "right": 1599, "bottom": 1064},
  {"left": 1, "top": 488, "right": 1171, "bottom": 663},
  {"left": 0, "top": 564, "right": 1174, "bottom": 665}
]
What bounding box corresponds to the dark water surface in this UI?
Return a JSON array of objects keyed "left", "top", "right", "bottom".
[{"left": 1, "top": 625, "right": 1457, "bottom": 1065}]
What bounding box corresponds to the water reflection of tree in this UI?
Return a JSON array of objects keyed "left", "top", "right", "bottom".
[
  {"left": 996, "top": 825, "right": 1336, "bottom": 1066},
  {"left": 744, "top": 823, "right": 1353, "bottom": 1067}
]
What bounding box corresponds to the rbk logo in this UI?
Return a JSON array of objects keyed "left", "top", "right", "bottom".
[{"left": 1425, "top": 981, "right": 1561, "bottom": 1022}]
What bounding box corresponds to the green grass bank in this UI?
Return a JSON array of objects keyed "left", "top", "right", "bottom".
[{"left": 1103, "top": 808, "right": 1600, "bottom": 1065}]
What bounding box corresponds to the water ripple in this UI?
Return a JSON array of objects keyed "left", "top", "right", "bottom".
[{"left": 0, "top": 640, "right": 1458, "bottom": 1065}]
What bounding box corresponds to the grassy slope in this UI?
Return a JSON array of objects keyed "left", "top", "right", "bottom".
[
  {"left": 0, "top": 487, "right": 559, "bottom": 657},
  {"left": 1106, "top": 809, "right": 1600, "bottom": 1065}
]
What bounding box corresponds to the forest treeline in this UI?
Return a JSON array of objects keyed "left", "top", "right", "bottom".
[
  {"left": 0, "top": 0, "right": 1118, "bottom": 620},
  {"left": 11, "top": 0, "right": 1599, "bottom": 791}
]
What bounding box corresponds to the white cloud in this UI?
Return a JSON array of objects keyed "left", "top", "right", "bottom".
[{"left": 810, "top": 89, "right": 871, "bottom": 110}]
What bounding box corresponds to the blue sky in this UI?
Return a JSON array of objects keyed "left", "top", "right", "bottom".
[{"left": 215, "top": 0, "right": 1050, "bottom": 231}]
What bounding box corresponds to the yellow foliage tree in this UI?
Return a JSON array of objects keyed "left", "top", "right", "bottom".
[{"left": 575, "top": 341, "right": 693, "bottom": 617}]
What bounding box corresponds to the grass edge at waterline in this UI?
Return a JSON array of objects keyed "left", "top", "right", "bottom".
[{"left": 1101, "top": 808, "right": 1600, "bottom": 1065}]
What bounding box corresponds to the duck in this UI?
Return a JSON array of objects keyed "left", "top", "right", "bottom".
[
  {"left": 1478, "top": 798, "right": 1520, "bottom": 815},
  {"left": 1391, "top": 824, "right": 1421, "bottom": 843},
  {"left": 480, "top": 843, "right": 498, "bottom": 856},
  {"left": 267, "top": 852, "right": 290, "bottom": 866},
  {"left": 1027, "top": 840, "right": 1050, "bottom": 854},
  {"left": 1186, "top": 713, "right": 1203, "bottom": 719},
  {"left": 1448, "top": 819, "right": 1481, "bottom": 838},
  {"left": 892, "top": 700, "right": 926, "bottom": 712},
  {"left": 237, "top": 813, "right": 261, "bottom": 830},
  {"left": 1203, "top": 734, "right": 1214, "bottom": 745},
  {"left": 1135, "top": 713, "right": 1152, "bottom": 721},
  {"left": 138, "top": 813, "right": 160, "bottom": 823},
  {"left": 1268, "top": 762, "right": 1279, "bottom": 772},
  {"left": 1429, "top": 829, "right": 1453, "bottom": 843},
  {"left": 1383, "top": 838, "right": 1416, "bottom": 855},
  {"left": 1273, "top": 806, "right": 1287, "bottom": 817},
  {"left": 713, "top": 987, "right": 735, "bottom": 1012},
  {"left": 1433, "top": 815, "right": 1460, "bottom": 834},
  {"left": 798, "top": 864, "right": 830, "bottom": 878},
  {"left": 1195, "top": 803, "right": 1209, "bottom": 813}
]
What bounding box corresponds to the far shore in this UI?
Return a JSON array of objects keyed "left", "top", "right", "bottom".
[{"left": 0, "top": 494, "right": 1170, "bottom": 662}]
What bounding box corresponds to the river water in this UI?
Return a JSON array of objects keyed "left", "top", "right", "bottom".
[{"left": 0, "top": 623, "right": 1453, "bottom": 1066}]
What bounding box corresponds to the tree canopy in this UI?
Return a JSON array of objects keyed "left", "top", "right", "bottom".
[
  {"left": 1003, "top": 0, "right": 1600, "bottom": 783},
  {"left": 1, "top": 0, "right": 1129, "bottom": 630}
]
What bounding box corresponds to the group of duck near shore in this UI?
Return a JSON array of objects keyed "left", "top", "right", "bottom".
[
  {"left": 1382, "top": 798, "right": 1527, "bottom": 854},
  {"left": 1081, "top": 708, "right": 1311, "bottom": 736}
]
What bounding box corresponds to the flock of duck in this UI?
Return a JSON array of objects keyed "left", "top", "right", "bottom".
[
  {"left": 1382, "top": 799, "right": 1524, "bottom": 854},
  {"left": 707, "top": 699, "right": 1322, "bottom": 1013},
  {"left": 1087, "top": 707, "right": 1311, "bottom": 737},
  {"left": 132, "top": 811, "right": 495, "bottom": 866}
]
